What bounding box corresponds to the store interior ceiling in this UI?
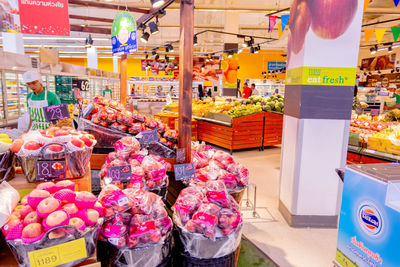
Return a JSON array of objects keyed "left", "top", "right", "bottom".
[{"left": 0, "top": 0, "right": 399, "bottom": 58}]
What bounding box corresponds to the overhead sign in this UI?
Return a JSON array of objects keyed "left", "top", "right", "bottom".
[
  {"left": 268, "top": 62, "right": 286, "bottom": 71},
  {"left": 111, "top": 11, "right": 138, "bottom": 56},
  {"left": 18, "top": 0, "right": 70, "bottom": 36}
]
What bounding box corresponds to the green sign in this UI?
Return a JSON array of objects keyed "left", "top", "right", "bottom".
[{"left": 111, "top": 11, "right": 138, "bottom": 56}]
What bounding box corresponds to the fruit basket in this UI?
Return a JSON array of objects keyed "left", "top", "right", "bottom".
[
  {"left": 6, "top": 224, "right": 101, "bottom": 267},
  {"left": 18, "top": 143, "right": 93, "bottom": 182}
]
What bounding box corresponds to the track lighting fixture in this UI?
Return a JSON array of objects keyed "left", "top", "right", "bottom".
[
  {"left": 150, "top": 0, "right": 165, "bottom": 8},
  {"left": 140, "top": 31, "right": 150, "bottom": 43}
]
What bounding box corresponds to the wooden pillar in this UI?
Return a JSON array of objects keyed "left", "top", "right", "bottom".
[
  {"left": 178, "top": 0, "right": 194, "bottom": 163},
  {"left": 120, "top": 54, "right": 128, "bottom": 106}
]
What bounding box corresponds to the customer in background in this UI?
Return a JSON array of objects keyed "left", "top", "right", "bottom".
[
  {"left": 198, "top": 84, "right": 204, "bottom": 100},
  {"left": 23, "top": 70, "right": 61, "bottom": 131},
  {"left": 103, "top": 85, "right": 113, "bottom": 99},
  {"left": 242, "top": 82, "right": 252, "bottom": 99},
  {"left": 206, "top": 87, "right": 212, "bottom": 97},
  {"left": 251, "top": 83, "right": 259, "bottom": 96}
]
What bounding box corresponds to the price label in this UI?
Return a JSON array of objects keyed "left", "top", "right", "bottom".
[
  {"left": 107, "top": 165, "right": 132, "bottom": 183},
  {"left": 378, "top": 91, "right": 390, "bottom": 96},
  {"left": 35, "top": 160, "right": 66, "bottom": 180},
  {"left": 176, "top": 148, "right": 185, "bottom": 163},
  {"left": 82, "top": 103, "right": 95, "bottom": 119},
  {"left": 73, "top": 78, "right": 89, "bottom": 91},
  {"left": 28, "top": 238, "right": 86, "bottom": 267},
  {"left": 43, "top": 104, "right": 70, "bottom": 123},
  {"left": 174, "top": 163, "right": 196, "bottom": 181},
  {"left": 138, "top": 130, "right": 159, "bottom": 144}
]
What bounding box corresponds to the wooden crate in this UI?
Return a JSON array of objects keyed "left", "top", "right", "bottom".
[
  {"left": 263, "top": 112, "right": 283, "bottom": 147},
  {"left": 198, "top": 112, "right": 264, "bottom": 153},
  {"left": 154, "top": 113, "right": 178, "bottom": 130}
]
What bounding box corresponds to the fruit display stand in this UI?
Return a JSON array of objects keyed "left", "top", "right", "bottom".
[
  {"left": 197, "top": 112, "right": 265, "bottom": 153},
  {"left": 263, "top": 112, "right": 283, "bottom": 147}
]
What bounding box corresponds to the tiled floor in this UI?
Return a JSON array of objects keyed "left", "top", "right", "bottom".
[{"left": 232, "top": 147, "right": 338, "bottom": 267}]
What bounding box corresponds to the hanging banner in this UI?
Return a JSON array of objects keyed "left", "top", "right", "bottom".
[
  {"left": 375, "top": 28, "right": 387, "bottom": 44},
  {"left": 394, "top": 0, "right": 400, "bottom": 7},
  {"left": 363, "top": 0, "right": 370, "bottom": 12},
  {"left": 278, "top": 23, "right": 283, "bottom": 39},
  {"left": 111, "top": 11, "right": 138, "bottom": 56},
  {"left": 268, "top": 16, "right": 277, "bottom": 32},
  {"left": 392, "top": 27, "right": 400, "bottom": 42},
  {"left": 364, "top": 29, "right": 374, "bottom": 43},
  {"left": 222, "top": 54, "right": 239, "bottom": 89},
  {"left": 280, "top": 14, "right": 290, "bottom": 32},
  {"left": 18, "top": 0, "right": 69, "bottom": 35},
  {"left": 361, "top": 54, "right": 396, "bottom": 71},
  {"left": 0, "top": 0, "right": 20, "bottom": 32}
]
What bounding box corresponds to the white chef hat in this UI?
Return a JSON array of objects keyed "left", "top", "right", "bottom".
[{"left": 23, "top": 70, "right": 42, "bottom": 84}]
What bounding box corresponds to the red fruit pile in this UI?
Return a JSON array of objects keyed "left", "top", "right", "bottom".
[
  {"left": 2, "top": 181, "right": 102, "bottom": 244},
  {"left": 85, "top": 96, "right": 178, "bottom": 149},
  {"left": 10, "top": 127, "right": 96, "bottom": 156},
  {"left": 173, "top": 181, "right": 242, "bottom": 239},
  {"left": 98, "top": 185, "right": 172, "bottom": 249},
  {"left": 191, "top": 145, "right": 249, "bottom": 191},
  {"left": 100, "top": 137, "right": 171, "bottom": 190}
]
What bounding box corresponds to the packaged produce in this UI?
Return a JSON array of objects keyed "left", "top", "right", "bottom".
[
  {"left": 98, "top": 186, "right": 172, "bottom": 250},
  {"left": 173, "top": 181, "right": 242, "bottom": 259}
]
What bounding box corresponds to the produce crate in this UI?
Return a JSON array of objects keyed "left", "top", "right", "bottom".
[
  {"left": 348, "top": 133, "right": 361, "bottom": 147},
  {"left": 174, "top": 119, "right": 197, "bottom": 141},
  {"left": 155, "top": 113, "right": 178, "bottom": 129},
  {"left": 263, "top": 112, "right": 283, "bottom": 147},
  {"left": 197, "top": 112, "right": 264, "bottom": 153},
  {"left": 367, "top": 136, "right": 392, "bottom": 154}
]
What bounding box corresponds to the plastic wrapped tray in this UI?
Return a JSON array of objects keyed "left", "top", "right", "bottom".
[{"left": 6, "top": 224, "right": 102, "bottom": 267}]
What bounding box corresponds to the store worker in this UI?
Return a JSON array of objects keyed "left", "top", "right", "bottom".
[
  {"left": 384, "top": 84, "right": 400, "bottom": 110},
  {"left": 251, "top": 83, "right": 258, "bottom": 96},
  {"left": 23, "top": 70, "right": 61, "bottom": 131},
  {"left": 242, "top": 82, "right": 252, "bottom": 99},
  {"left": 103, "top": 85, "right": 113, "bottom": 99}
]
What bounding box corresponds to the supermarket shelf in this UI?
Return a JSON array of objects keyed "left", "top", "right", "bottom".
[{"left": 348, "top": 145, "right": 400, "bottom": 162}]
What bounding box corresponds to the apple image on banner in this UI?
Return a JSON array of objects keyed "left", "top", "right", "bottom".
[
  {"left": 308, "top": 0, "right": 358, "bottom": 39},
  {"left": 289, "top": 0, "right": 311, "bottom": 54}
]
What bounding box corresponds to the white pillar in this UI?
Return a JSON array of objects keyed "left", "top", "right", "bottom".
[
  {"left": 2, "top": 32, "right": 24, "bottom": 54},
  {"left": 113, "top": 55, "right": 119, "bottom": 73},
  {"left": 86, "top": 47, "right": 98, "bottom": 69}
]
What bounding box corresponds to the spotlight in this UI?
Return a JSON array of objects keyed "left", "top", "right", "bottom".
[
  {"left": 370, "top": 47, "right": 376, "bottom": 54},
  {"left": 255, "top": 45, "right": 260, "bottom": 54},
  {"left": 140, "top": 31, "right": 150, "bottom": 43},
  {"left": 150, "top": 0, "right": 165, "bottom": 8},
  {"left": 194, "top": 35, "right": 198, "bottom": 46},
  {"left": 238, "top": 48, "right": 243, "bottom": 54},
  {"left": 388, "top": 46, "right": 393, "bottom": 53},
  {"left": 145, "top": 53, "right": 149, "bottom": 59},
  {"left": 169, "top": 44, "right": 174, "bottom": 52},
  {"left": 242, "top": 37, "right": 249, "bottom": 48},
  {"left": 152, "top": 50, "right": 157, "bottom": 55},
  {"left": 149, "top": 18, "right": 159, "bottom": 35},
  {"left": 85, "top": 34, "right": 93, "bottom": 48},
  {"left": 250, "top": 47, "right": 255, "bottom": 54},
  {"left": 165, "top": 55, "right": 169, "bottom": 61},
  {"left": 155, "top": 54, "right": 160, "bottom": 60},
  {"left": 165, "top": 45, "right": 170, "bottom": 53},
  {"left": 247, "top": 37, "right": 254, "bottom": 47},
  {"left": 228, "top": 53, "right": 233, "bottom": 58},
  {"left": 158, "top": 9, "right": 166, "bottom": 18}
]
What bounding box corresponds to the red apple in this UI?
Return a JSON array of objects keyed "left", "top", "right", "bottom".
[
  {"left": 69, "top": 217, "right": 86, "bottom": 231},
  {"left": 47, "top": 144, "right": 64, "bottom": 153},
  {"left": 36, "top": 197, "right": 61, "bottom": 218},
  {"left": 55, "top": 180, "right": 76, "bottom": 191},
  {"left": 93, "top": 202, "right": 104, "bottom": 217},
  {"left": 78, "top": 209, "right": 99, "bottom": 226},
  {"left": 20, "top": 195, "right": 28, "bottom": 205},
  {"left": 62, "top": 203, "right": 79, "bottom": 217},
  {"left": 44, "top": 210, "right": 69, "bottom": 230},
  {"left": 19, "top": 205, "right": 34, "bottom": 219},
  {"left": 10, "top": 139, "right": 24, "bottom": 153},
  {"left": 80, "top": 136, "right": 94, "bottom": 147},
  {"left": 309, "top": 0, "right": 358, "bottom": 39},
  {"left": 289, "top": 0, "right": 311, "bottom": 54},
  {"left": 46, "top": 126, "right": 58, "bottom": 136},
  {"left": 23, "top": 141, "right": 40, "bottom": 151},
  {"left": 54, "top": 130, "right": 69, "bottom": 137},
  {"left": 27, "top": 189, "right": 51, "bottom": 208},
  {"left": 53, "top": 189, "right": 76, "bottom": 203},
  {"left": 36, "top": 181, "right": 56, "bottom": 193},
  {"left": 22, "top": 223, "right": 43, "bottom": 239},
  {"left": 23, "top": 211, "right": 41, "bottom": 226},
  {"left": 70, "top": 138, "right": 85, "bottom": 149},
  {"left": 49, "top": 229, "right": 66, "bottom": 239},
  {"left": 75, "top": 191, "right": 97, "bottom": 209},
  {"left": 2, "top": 217, "right": 21, "bottom": 237}
]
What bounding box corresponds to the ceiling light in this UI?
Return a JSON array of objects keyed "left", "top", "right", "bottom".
[
  {"left": 242, "top": 37, "right": 248, "bottom": 47},
  {"left": 140, "top": 31, "right": 150, "bottom": 43},
  {"left": 165, "top": 55, "right": 169, "bottom": 61},
  {"left": 152, "top": 49, "right": 157, "bottom": 55},
  {"left": 150, "top": 0, "right": 165, "bottom": 8},
  {"left": 250, "top": 47, "right": 255, "bottom": 54},
  {"left": 149, "top": 20, "right": 159, "bottom": 35},
  {"left": 155, "top": 54, "right": 160, "bottom": 60},
  {"left": 165, "top": 45, "right": 170, "bottom": 53},
  {"left": 145, "top": 53, "right": 149, "bottom": 59},
  {"left": 169, "top": 45, "right": 174, "bottom": 52},
  {"left": 388, "top": 46, "right": 393, "bottom": 53},
  {"left": 194, "top": 35, "right": 198, "bottom": 46},
  {"left": 228, "top": 53, "right": 232, "bottom": 58},
  {"left": 238, "top": 48, "right": 243, "bottom": 54},
  {"left": 370, "top": 48, "right": 376, "bottom": 55}
]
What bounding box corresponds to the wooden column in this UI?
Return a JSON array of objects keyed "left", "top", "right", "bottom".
[
  {"left": 120, "top": 53, "right": 128, "bottom": 106},
  {"left": 178, "top": 0, "right": 194, "bottom": 163}
]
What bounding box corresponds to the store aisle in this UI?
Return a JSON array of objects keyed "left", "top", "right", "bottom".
[{"left": 232, "top": 147, "right": 338, "bottom": 267}]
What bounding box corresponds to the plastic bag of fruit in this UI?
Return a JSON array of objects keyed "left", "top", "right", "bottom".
[
  {"left": 172, "top": 181, "right": 242, "bottom": 259},
  {"left": 98, "top": 187, "right": 172, "bottom": 253},
  {"left": 3, "top": 181, "right": 103, "bottom": 267}
]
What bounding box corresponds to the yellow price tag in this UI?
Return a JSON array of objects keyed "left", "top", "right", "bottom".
[{"left": 28, "top": 238, "right": 87, "bottom": 267}]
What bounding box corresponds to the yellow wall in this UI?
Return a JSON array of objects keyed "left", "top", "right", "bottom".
[{"left": 60, "top": 50, "right": 286, "bottom": 83}]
